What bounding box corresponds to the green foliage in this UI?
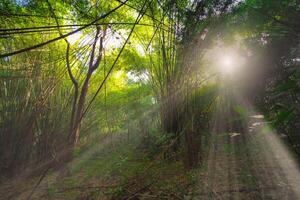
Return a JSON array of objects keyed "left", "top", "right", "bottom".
[
  {"left": 191, "top": 84, "right": 218, "bottom": 112},
  {"left": 1, "top": 0, "right": 300, "bottom": 198},
  {"left": 138, "top": 128, "right": 172, "bottom": 158},
  {"left": 234, "top": 105, "right": 248, "bottom": 120}
]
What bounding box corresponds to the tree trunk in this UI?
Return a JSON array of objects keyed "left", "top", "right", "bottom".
[{"left": 69, "top": 72, "right": 92, "bottom": 146}]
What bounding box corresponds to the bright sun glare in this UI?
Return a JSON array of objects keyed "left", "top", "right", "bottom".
[
  {"left": 223, "top": 56, "right": 233, "bottom": 66},
  {"left": 220, "top": 55, "right": 236, "bottom": 74},
  {"left": 205, "top": 46, "right": 245, "bottom": 76}
]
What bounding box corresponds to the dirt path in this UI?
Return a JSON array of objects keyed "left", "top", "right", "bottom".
[{"left": 194, "top": 114, "right": 300, "bottom": 200}]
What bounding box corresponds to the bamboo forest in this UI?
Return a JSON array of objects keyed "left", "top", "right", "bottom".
[{"left": 0, "top": 0, "right": 300, "bottom": 199}]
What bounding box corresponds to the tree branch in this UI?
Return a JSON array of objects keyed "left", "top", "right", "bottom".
[{"left": 0, "top": 0, "right": 128, "bottom": 58}]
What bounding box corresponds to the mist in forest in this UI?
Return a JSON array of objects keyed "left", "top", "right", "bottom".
[{"left": 0, "top": 0, "right": 300, "bottom": 199}]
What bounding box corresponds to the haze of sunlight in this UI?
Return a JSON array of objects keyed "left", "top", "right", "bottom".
[{"left": 1, "top": 0, "right": 299, "bottom": 200}]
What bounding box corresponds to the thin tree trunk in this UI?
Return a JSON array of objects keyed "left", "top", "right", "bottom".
[
  {"left": 70, "top": 72, "right": 92, "bottom": 145},
  {"left": 68, "top": 26, "right": 106, "bottom": 148}
]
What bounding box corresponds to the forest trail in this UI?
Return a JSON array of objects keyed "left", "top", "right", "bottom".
[
  {"left": 194, "top": 113, "right": 300, "bottom": 200},
  {"left": 1, "top": 1, "right": 299, "bottom": 199}
]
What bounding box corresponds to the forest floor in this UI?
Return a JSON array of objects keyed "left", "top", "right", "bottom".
[
  {"left": 0, "top": 132, "right": 197, "bottom": 200},
  {"left": 1, "top": 116, "right": 300, "bottom": 199}
]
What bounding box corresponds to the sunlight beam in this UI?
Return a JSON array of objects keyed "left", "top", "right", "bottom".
[{"left": 220, "top": 55, "right": 235, "bottom": 74}]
